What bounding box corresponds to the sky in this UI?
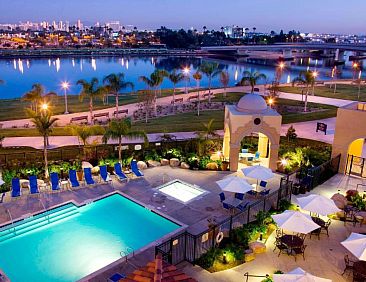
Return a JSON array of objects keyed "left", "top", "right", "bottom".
[{"left": 0, "top": 0, "right": 365, "bottom": 34}]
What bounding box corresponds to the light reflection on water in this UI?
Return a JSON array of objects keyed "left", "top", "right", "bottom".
[{"left": 0, "top": 53, "right": 364, "bottom": 99}]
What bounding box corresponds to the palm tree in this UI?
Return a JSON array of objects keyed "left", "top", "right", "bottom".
[
  {"left": 68, "top": 125, "right": 103, "bottom": 159},
  {"left": 239, "top": 70, "right": 267, "bottom": 93},
  {"left": 103, "top": 73, "right": 134, "bottom": 118},
  {"left": 139, "top": 69, "right": 168, "bottom": 116},
  {"left": 219, "top": 71, "right": 230, "bottom": 97},
  {"left": 22, "top": 84, "right": 57, "bottom": 113},
  {"left": 27, "top": 109, "right": 59, "bottom": 178},
  {"left": 168, "top": 70, "right": 185, "bottom": 111},
  {"left": 199, "top": 62, "right": 221, "bottom": 103},
  {"left": 103, "top": 118, "right": 147, "bottom": 164},
  {"left": 193, "top": 71, "right": 203, "bottom": 116},
  {"left": 292, "top": 70, "right": 316, "bottom": 112},
  {"left": 77, "top": 78, "right": 107, "bottom": 123},
  {"left": 201, "top": 119, "right": 219, "bottom": 140}
]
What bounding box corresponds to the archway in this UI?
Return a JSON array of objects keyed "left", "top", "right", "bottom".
[
  {"left": 223, "top": 93, "right": 282, "bottom": 172},
  {"left": 345, "top": 138, "right": 366, "bottom": 177}
]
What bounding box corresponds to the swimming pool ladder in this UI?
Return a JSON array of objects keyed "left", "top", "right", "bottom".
[
  {"left": 120, "top": 246, "right": 139, "bottom": 269},
  {"left": 6, "top": 209, "right": 15, "bottom": 235},
  {"left": 39, "top": 198, "right": 50, "bottom": 223}
]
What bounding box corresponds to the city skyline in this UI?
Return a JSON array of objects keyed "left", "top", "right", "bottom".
[{"left": 0, "top": 0, "right": 365, "bottom": 34}]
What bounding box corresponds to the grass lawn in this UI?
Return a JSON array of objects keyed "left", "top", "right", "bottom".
[
  {"left": 278, "top": 84, "right": 366, "bottom": 101},
  {"left": 0, "top": 93, "right": 337, "bottom": 137}
]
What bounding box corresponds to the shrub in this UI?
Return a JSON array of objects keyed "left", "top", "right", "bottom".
[
  {"left": 199, "top": 156, "right": 211, "bottom": 170},
  {"left": 195, "top": 248, "right": 218, "bottom": 269},
  {"left": 278, "top": 199, "right": 293, "bottom": 212},
  {"left": 163, "top": 148, "right": 182, "bottom": 160},
  {"left": 351, "top": 195, "right": 366, "bottom": 211},
  {"left": 144, "top": 150, "right": 162, "bottom": 162}
]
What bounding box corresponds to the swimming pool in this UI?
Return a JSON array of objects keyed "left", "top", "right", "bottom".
[
  {"left": 0, "top": 193, "right": 182, "bottom": 282},
  {"left": 156, "top": 179, "right": 208, "bottom": 204}
]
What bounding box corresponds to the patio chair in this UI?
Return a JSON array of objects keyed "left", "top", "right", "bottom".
[
  {"left": 28, "top": 175, "right": 40, "bottom": 195},
  {"left": 219, "top": 192, "right": 225, "bottom": 202},
  {"left": 275, "top": 239, "right": 288, "bottom": 256},
  {"left": 253, "top": 151, "right": 261, "bottom": 162},
  {"left": 237, "top": 201, "right": 249, "bottom": 212},
  {"left": 259, "top": 189, "right": 270, "bottom": 197},
  {"left": 342, "top": 255, "right": 355, "bottom": 275},
  {"left": 322, "top": 219, "right": 331, "bottom": 236},
  {"left": 222, "top": 202, "right": 230, "bottom": 211},
  {"left": 99, "top": 165, "right": 111, "bottom": 184},
  {"left": 11, "top": 178, "right": 21, "bottom": 198},
  {"left": 0, "top": 192, "right": 5, "bottom": 203},
  {"left": 246, "top": 190, "right": 257, "bottom": 197},
  {"left": 310, "top": 227, "right": 321, "bottom": 240},
  {"left": 130, "top": 160, "right": 144, "bottom": 177},
  {"left": 68, "top": 169, "right": 80, "bottom": 188},
  {"left": 83, "top": 168, "right": 95, "bottom": 186},
  {"left": 108, "top": 272, "right": 126, "bottom": 282},
  {"left": 50, "top": 172, "right": 61, "bottom": 191},
  {"left": 275, "top": 229, "right": 283, "bottom": 238},
  {"left": 259, "top": 180, "right": 267, "bottom": 188},
  {"left": 235, "top": 193, "right": 244, "bottom": 200},
  {"left": 114, "top": 163, "right": 128, "bottom": 182},
  {"left": 291, "top": 244, "right": 307, "bottom": 261},
  {"left": 241, "top": 148, "right": 249, "bottom": 153}
]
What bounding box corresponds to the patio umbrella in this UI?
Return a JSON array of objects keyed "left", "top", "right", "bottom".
[
  {"left": 272, "top": 210, "right": 320, "bottom": 234},
  {"left": 241, "top": 165, "right": 274, "bottom": 191},
  {"left": 341, "top": 232, "right": 366, "bottom": 261},
  {"left": 297, "top": 194, "right": 341, "bottom": 216},
  {"left": 273, "top": 267, "right": 332, "bottom": 282},
  {"left": 216, "top": 176, "right": 253, "bottom": 194},
  {"left": 0, "top": 178, "right": 4, "bottom": 186}
]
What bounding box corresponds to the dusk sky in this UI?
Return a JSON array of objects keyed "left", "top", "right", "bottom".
[{"left": 0, "top": 0, "right": 365, "bottom": 34}]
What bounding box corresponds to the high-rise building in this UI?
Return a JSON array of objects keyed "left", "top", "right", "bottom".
[
  {"left": 77, "top": 19, "right": 82, "bottom": 30},
  {"left": 106, "top": 21, "right": 120, "bottom": 31},
  {"left": 65, "top": 21, "right": 70, "bottom": 32},
  {"left": 58, "top": 21, "right": 63, "bottom": 31}
]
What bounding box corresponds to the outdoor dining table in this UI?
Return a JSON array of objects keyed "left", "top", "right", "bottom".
[
  {"left": 353, "top": 261, "right": 366, "bottom": 281},
  {"left": 239, "top": 153, "right": 255, "bottom": 161},
  {"left": 223, "top": 198, "right": 242, "bottom": 208},
  {"left": 280, "top": 235, "right": 304, "bottom": 248}
]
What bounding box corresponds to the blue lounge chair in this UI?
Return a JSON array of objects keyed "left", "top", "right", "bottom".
[
  {"left": 246, "top": 190, "right": 257, "bottom": 196},
  {"left": 108, "top": 273, "right": 126, "bottom": 282},
  {"left": 29, "top": 175, "right": 39, "bottom": 195},
  {"left": 68, "top": 169, "right": 80, "bottom": 188},
  {"left": 254, "top": 151, "right": 261, "bottom": 161},
  {"left": 99, "top": 165, "right": 111, "bottom": 184},
  {"left": 114, "top": 163, "right": 128, "bottom": 182},
  {"left": 84, "top": 168, "right": 95, "bottom": 185},
  {"left": 50, "top": 172, "right": 61, "bottom": 191},
  {"left": 237, "top": 201, "right": 250, "bottom": 211},
  {"left": 260, "top": 180, "right": 267, "bottom": 188},
  {"left": 259, "top": 189, "right": 270, "bottom": 196},
  {"left": 130, "top": 160, "right": 143, "bottom": 177},
  {"left": 219, "top": 192, "right": 225, "bottom": 202},
  {"left": 241, "top": 148, "right": 249, "bottom": 153},
  {"left": 11, "top": 178, "right": 21, "bottom": 198},
  {"left": 235, "top": 193, "right": 244, "bottom": 200}
]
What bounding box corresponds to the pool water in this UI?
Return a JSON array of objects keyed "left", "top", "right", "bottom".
[
  {"left": 0, "top": 194, "right": 180, "bottom": 282},
  {"left": 156, "top": 180, "right": 208, "bottom": 203}
]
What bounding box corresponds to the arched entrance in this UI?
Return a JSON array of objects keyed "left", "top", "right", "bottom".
[
  {"left": 223, "top": 93, "right": 282, "bottom": 171},
  {"left": 345, "top": 138, "right": 366, "bottom": 177}
]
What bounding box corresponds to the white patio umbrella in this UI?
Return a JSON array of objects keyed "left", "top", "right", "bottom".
[
  {"left": 241, "top": 165, "right": 274, "bottom": 191},
  {"left": 341, "top": 232, "right": 366, "bottom": 261},
  {"left": 0, "top": 178, "right": 4, "bottom": 186},
  {"left": 272, "top": 210, "right": 320, "bottom": 234},
  {"left": 297, "top": 194, "right": 341, "bottom": 216},
  {"left": 216, "top": 176, "right": 253, "bottom": 194},
  {"left": 273, "top": 267, "right": 332, "bottom": 282}
]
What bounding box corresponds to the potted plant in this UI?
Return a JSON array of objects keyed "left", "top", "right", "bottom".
[
  {"left": 71, "top": 160, "right": 83, "bottom": 181},
  {"left": 221, "top": 160, "right": 229, "bottom": 171}
]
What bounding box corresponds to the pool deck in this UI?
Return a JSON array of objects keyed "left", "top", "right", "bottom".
[{"left": 0, "top": 167, "right": 365, "bottom": 281}]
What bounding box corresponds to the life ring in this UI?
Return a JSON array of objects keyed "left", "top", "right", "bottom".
[{"left": 216, "top": 232, "right": 224, "bottom": 244}]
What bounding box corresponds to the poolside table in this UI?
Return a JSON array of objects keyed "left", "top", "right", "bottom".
[
  {"left": 223, "top": 198, "right": 242, "bottom": 208},
  {"left": 239, "top": 153, "right": 255, "bottom": 161},
  {"left": 280, "top": 235, "right": 304, "bottom": 248}
]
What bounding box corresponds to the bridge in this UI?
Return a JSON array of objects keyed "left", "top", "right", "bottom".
[{"left": 202, "top": 43, "right": 366, "bottom": 61}]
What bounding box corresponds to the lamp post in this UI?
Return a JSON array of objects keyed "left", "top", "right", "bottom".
[
  {"left": 312, "top": 71, "right": 318, "bottom": 96},
  {"left": 352, "top": 63, "right": 359, "bottom": 80},
  {"left": 276, "top": 62, "right": 285, "bottom": 83},
  {"left": 61, "top": 81, "right": 70, "bottom": 114},
  {"left": 358, "top": 70, "right": 362, "bottom": 100},
  {"left": 332, "top": 66, "right": 337, "bottom": 94},
  {"left": 183, "top": 67, "right": 190, "bottom": 94}
]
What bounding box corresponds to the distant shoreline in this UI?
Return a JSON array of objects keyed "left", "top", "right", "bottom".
[{"left": 0, "top": 48, "right": 209, "bottom": 59}]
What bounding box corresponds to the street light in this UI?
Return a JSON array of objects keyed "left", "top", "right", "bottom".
[
  {"left": 61, "top": 81, "right": 70, "bottom": 114},
  {"left": 183, "top": 67, "right": 190, "bottom": 94},
  {"left": 267, "top": 98, "right": 274, "bottom": 108},
  {"left": 41, "top": 103, "right": 48, "bottom": 111},
  {"left": 353, "top": 63, "right": 359, "bottom": 80}
]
